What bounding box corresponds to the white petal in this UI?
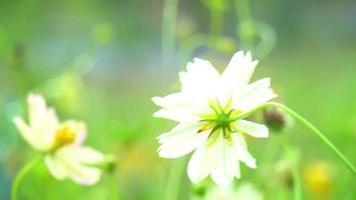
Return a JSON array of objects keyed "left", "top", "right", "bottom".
[
  {"left": 44, "top": 155, "right": 67, "bottom": 180},
  {"left": 157, "top": 123, "right": 209, "bottom": 158},
  {"left": 68, "top": 164, "right": 102, "bottom": 185},
  {"left": 211, "top": 135, "right": 240, "bottom": 185},
  {"left": 152, "top": 93, "right": 206, "bottom": 111},
  {"left": 47, "top": 145, "right": 103, "bottom": 185},
  {"left": 220, "top": 51, "right": 258, "bottom": 92},
  {"left": 153, "top": 109, "right": 200, "bottom": 123},
  {"left": 13, "top": 117, "right": 38, "bottom": 150},
  {"left": 152, "top": 93, "right": 209, "bottom": 113},
  {"left": 179, "top": 58, "right": 220, "bottom": 98},
  {"left": 152, "top": 92, "right": 209, "bottom": 123},
  {"left": 234, "top": 78, "right": 277, "bottom": 111},
  {"left": 187, "top": 144, "right": 215, "bottom": 183},
  {"left": 28, "top": 93, "right": 48, "bottom": 128},
  {"left": 26, "top": 93, "right": 59, "bottom": 150},
  {"left": 236, "top": 120, "right": 269, "bottom": 138},
  {"left": 60, "top": 146, "right": 104, "bottom": 164},
  {"left": 28, "top": 94, "right": 59, "bottom": 130},
  {"left": 232, "top": 134, "right": 256, "bottom": 168}
]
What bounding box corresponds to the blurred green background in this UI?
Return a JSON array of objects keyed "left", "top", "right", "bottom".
[{"left": 0, "top": 0, "right": 355, "bottom": 199}]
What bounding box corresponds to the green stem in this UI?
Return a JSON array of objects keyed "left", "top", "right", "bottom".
[
  {"left": 12, "top": 155, "right": 42, "bottom": 200},
  {"left": 234, "top": 0, "right": 252, "bottom": 21},
  {"left": 110, "top": 175, "right": 119, "bottom": 200},
  {"left": 234, "top": 0, "right": 255, "bottom": 47},
  {"left": 279, "top": 136, "right": 302, "bottom": 200},
  {"left": 164, "top": 158, "right": 186, "bottom": 200},
  {"left": 233, "top": 102, "right": 356, "bottom": 174},
  {"left": 161, "top": 0, "right": 179, "bottom": 66},
  {"left": 209, "top": 8, "right": 223, "bottom": 39}
]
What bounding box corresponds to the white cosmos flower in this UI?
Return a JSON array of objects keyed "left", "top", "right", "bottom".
[
  {"left": 13, "top": 93, "right": 104, "bottom": 185},
  {"left": 152, "top": 51, "right": 276, "bottom": 185}
]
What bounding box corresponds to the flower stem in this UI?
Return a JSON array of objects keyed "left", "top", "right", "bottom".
[
  {"left": 110, "top": 175, "right": 119, "bottom": 200},
  {"left": 161, "top": 0, "right": 179, "bottom": 67},
  {"left": 234, "top": 102, "right": 356, "bottom": 174},
  {"left": 12, "top": 155, "right": 42, "bottom": 200},
  {"left": 164, "top": 158, "right": 186, "bottom": 200},
  {"left": 234, "top": 0, "right": 255, "bottom": 47},
  {"left": 209, "top": 7, "right": 224, "bottom": 40},
  {"left": 279, "top": 136, "right": 302, "bottom": 200}
]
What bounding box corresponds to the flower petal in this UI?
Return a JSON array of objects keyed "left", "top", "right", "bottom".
[
  {"left": 187, "top": 144, "right": 216, "bottom": 183},
  {"left": 22, "top": 93, "right": 59, "bottom": 150},
  {"left": 220, "top": 51, "right": 258, "bottom": 91},
  {"left": 157, "top": 123, "right": 209, "bottom": 158},
  {"left": 46, "top": 145, "right": 103, "bottom": 185},
  {"left": 234, "top": 78, "right": 276, "bottom": 111},
  {"left": 236, "top": 120, "right": 269, "bottom": 138},
  {"left": 152, "top": 92, "right": 209, "bottom": 123},
  {"left": 44, "top": 155, "right": 67, "bottom": 180},
  {"left": 13, "top": 117, "right": 39, "bottom": 150},
  {"left": 211, "top": 134, "right": 240, "bottom": 185},
  {"left": 232, "top": 134, "right": 257, "bottom": 168},
  {"left": 62, "top": 146, "right": 104, "bottom": 164},
  {"left": 179, "top": 58, "right": 220, "bottom": 98},
  {"left": 153, "top": 109, "right": 200, "bottom": 123},
  {"left": 152, "top": 92, "right": 209, "bottom": 112}
]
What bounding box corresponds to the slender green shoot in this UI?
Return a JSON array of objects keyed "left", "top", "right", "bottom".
[{"left": 12, "top": 155, "right": 43, "bottom": 200}]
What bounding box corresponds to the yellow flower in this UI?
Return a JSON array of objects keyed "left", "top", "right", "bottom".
[{"left": 303, "top": 161, "right": 335, "bottom": 198}]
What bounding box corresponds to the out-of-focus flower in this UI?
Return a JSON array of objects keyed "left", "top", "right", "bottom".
[
  {"left": 216, "top": 37, "right": 236, "bottom": 54},
  {"left": 153, "top": 51, "right": 276, "bottom": 185},
  {"left": 274, "top": 159, "right": 293, "bottom": 189},
  {"left": 193, "top": 183, "right": 264, "bottom": 200},
  {"left": 303, "top": 161, "right": 335, "bottom": 199},
  {"left": 13, "top": 93, "right": 104, "bottom": 185},
  {"left": 91, "top": 22, "right": 115, "bottom": 45},
  {"left": 44, "top": 72, "right": 84, "bottom": 113}
]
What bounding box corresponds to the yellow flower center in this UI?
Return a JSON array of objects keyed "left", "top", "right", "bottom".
[{"left": 53, "top": 125, "right": 76, "bottom": 150}]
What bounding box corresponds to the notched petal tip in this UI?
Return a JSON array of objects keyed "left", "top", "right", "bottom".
[
  {"left": 151, "top": 96, "right": 161, "bottom": 105},
  {"left": 212, "top": 176, "right": 234, "bottom": 186},
  {"left": 233, "top": 50, "right": 244, "bottom": 58},
  {"left": 245, "top": 51, "right": 252, "bottom": 60},
  {"left": 152, "top": 110, "right": 163, "bottom": 118},
  {"left": 27, "top": 92, "right": 45, "bottom": 105}
]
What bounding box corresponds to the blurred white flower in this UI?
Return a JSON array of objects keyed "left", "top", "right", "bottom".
[
  {"left": 153, "top": 51, "right": 276, "bottom": 185},
  {"left": 195, "top": 183, "right": 264, "bottom": 200},
  {"left": 13, "top": 93, "right": 104, "bottom": 185}
]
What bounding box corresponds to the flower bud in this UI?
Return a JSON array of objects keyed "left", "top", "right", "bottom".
[
  {"left": 262, "top": 107, "right": 287, "bottom": 132},
  {"left": 275, "top": 160, "right": 294, "bottom": 189},
  {"left": 101, "top": 154, "right": 117, "bottom": 173}
]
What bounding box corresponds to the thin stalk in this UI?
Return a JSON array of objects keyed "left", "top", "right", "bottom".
[
  {"left": 232, "top": 102, "right": 356, "bottom": 174},
  {"left": 234, "top": 0, "right": 255, "bottom": 46},
  {"left": 110, "top": 175, "right": 119, "bottom": 200},
  {"left": 161, "top": 0, "right": 179, "bottom": 66},
  {"left": 12, "top": 155, "right": 43, "bottom": 200},
  {"left": 164, "top": 158, "right": 186, "bottom": 200},
  {"left": 234, "top": 0, "right": 252, "bottom": 21},
  {"left": 209, "top": 8, "right": 224, "bottom": 40},
  {"left": 279, "top": 136, "right": 302, "bottom": 200}
]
